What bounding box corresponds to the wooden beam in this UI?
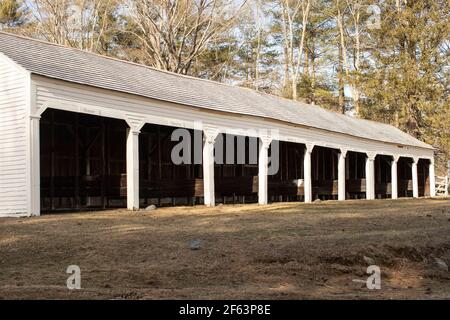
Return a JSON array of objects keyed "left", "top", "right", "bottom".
[
  {"left": 75, "top": 113, "right": 80, "bottom": 209},
  {"left": 101, "top": 118, "right": 106, "bottom": 209},
  {"left": 50, "top": 110, "right": 55, "bottom": 210}
]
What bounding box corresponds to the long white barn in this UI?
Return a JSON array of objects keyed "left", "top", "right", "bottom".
[{"left": 0, "top": 32, "right": 435, "bottom": 217}]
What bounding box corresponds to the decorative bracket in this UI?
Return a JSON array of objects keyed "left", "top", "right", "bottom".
[
  {"left": 125, "top": 113, "right": 145, "bottom": 134},
  {"left": 366, "top": 152, "right": 377, "bottom": 161},
  {"left": 260, "top": 136, "right": 273, "bottom": 149},
  {"left": 305, "top": 143, "right": 315, "bottom": 153},
  {"left": 203, "top": 127, "right": 220, "bottom": 145},
  {"left": 32, "top": 103, "right": 49, "bottom": 118}
]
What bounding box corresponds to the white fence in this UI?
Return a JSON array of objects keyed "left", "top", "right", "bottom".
[{"left": 435, "top": 175, "right": 449, "bottom": 196}]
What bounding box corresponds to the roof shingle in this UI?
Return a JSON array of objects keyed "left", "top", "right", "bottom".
[{"left": 0, "top": 32, "right": 432, "bottom": 149}]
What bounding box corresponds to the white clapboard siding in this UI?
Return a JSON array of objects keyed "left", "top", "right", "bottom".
[
  {"left": 34, "top": 75, "right": 434, "bottom": 160},
  {"left": 0, "top": 55, "right": 29, "bottom": 216}
]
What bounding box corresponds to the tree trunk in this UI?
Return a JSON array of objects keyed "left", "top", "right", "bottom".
[
  {"left": 311, "top": 47, "right": 316, "bottom": 105},
  {"left": 338, "top": 45, "right": 345, "bottom": 114}
]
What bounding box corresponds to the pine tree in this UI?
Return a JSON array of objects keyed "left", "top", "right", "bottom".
[
  {"left": 0, "top": 0, "right": 25, "bottom": 29},
  {"left": 361, "top": 0, "right": 449, "bottom": 172}
]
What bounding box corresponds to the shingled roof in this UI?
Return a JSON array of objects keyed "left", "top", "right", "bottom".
[{"left": 0, "top": 32, "right": 432, "bottom": 149}]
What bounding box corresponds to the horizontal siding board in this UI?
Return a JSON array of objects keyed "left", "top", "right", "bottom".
[
  {"left": 0, "top": 134, "right": 27, "bottom": 141},
  {"left": 0, "top": 188, "right": 28, "bottom": 193},
  {"left": 0, "top": 135, "right": 27, "bottom": 143},
  {"left": 0, "top": 183, "right": 27, "bottom": 188},
  {"left": 0, "top": 139, "right": 28, "bottom": 148},
  {"left": 0, "top": 156, "right": 28, "bottom": 163},
  {"left": 0, "top": 124, "right": 26, "bottom": 132},
  {"left": 0, "top": 146, "right": 28, "bottom": 153},
  {"left": 0, "top": 97, "right": 27, "bottom": 107},
  {"left": 0, "top": 185, "right": 28, "bottom": 191},
  {"left": 0, "top": 115, "right": 27, "bottom": 123},
  {"left": 0, "top": 196, "right": 27, "bottom": 201},
  {"left": 0, "top": 90, "right": 25, "bottom": 98},
  {"left": 0, "top": 169, "right": 28, "bottom": 175},
  {"left": 0, "top": 161, "right": 27, "bottom": 168},
  {"left": 0, "top": 111, "right": 27, "bottom": 118}
]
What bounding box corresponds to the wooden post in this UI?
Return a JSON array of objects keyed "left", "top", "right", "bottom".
[
  {"left": 446, "top": 175, "right": 449, "bottom": 197},
  {"left": 391, "top": 155, "right": 399, "bottom": 199},
  {"left": 345, "top": 154, "right": 349, "bottom": 180},
  {"left": 258, "top": 136, "right": 272, "bottom": 205},
  {"left": 412, "top": 157, "right": 419, "bottom": 198},
  {"left": 304, "top": 143, "right": 314, "bottom": 203},
  {"left": 50, "top": 110, "right": 55, "bottom": 210},
  {"left": 338, "top": 149, "right": 347, "bottom": 201},
  {"left": 30, "top": 115, "right": 41, "bottom": 216},
  {"left": 365, "top": 152, "right": 376, "bottom": 200},
  {"left": 74, "top": 114, "right": 80, "bottom": 209},
  {"left": 429, "top": 158, "right": 436, "bottom": 197},
  {"left": 101, "top": 118, "right": 106, "bottom": 209},
  {"left": 126, "top": 128, "right": 140, "bottom": 210},
  {"left": 203, "top": 128, "right": 219, "bottom": 207}
]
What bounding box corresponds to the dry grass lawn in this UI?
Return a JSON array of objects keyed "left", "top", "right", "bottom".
[{"left": 1, "top": 198, "right": 449, "bottom": 299}]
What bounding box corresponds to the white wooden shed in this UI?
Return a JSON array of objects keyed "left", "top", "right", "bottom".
[{"left": 0, "top": 32, "right": 435, "bottom": 217}]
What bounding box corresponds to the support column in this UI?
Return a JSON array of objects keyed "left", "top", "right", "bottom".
[
  {"left": 203, "top": 128, "right": 219, "bottom": 207},
  {"left": 338, "top": 149, "right": 347, "bottom": 201},
  {"left": 365, "top": 152, "right": 376, "bottom": 200},
  {"left": 391, "top": 155, "right": 399, "bottom": 199},
  {"left": 258, "top": 136, "right": 272, "bottom": 205},
  {"left": 429, "top": 158, "right": 436, "bottom": 197},
  {"left": 126, "top": 128, "right": 140, "bottom": 210},
  {"left": 30, "top": 115, "right": 41, "bottom": 216},
  {"left": 412, "top": 157, "right": 419, "bottom": 198},
  {"left": 303, "top": 143, "right": 314, "bottom": 203}
]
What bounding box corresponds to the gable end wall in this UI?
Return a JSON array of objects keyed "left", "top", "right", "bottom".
[{"left": 0, "top": 54, "right": 30, "bottom": 216}]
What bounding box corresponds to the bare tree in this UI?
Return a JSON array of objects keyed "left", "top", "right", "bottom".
[
  {"left": 24, "top": 0, "right": 118, "bottom": 53},
  {"left": 345, "top": 0, "right": 368, "bottom": 116},
  {"left": 253, "top": 0, "right": 263, "bottom": 91},
  {"left": 333, "top": 0, "right": 367, "bottom": 115},
  {"left": 336, "top": 0, "right": 349, "bottom": 113},
  {"left": 125, "top": 0, "right": 247, "bottom": 74},
  {"left": 279, "top": 0, "right": 311, "bottom": 100}
]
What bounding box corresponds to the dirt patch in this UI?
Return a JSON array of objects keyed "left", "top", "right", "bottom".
[{"left": 0, "top": 198, "right": 449, "bottom": 299}]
